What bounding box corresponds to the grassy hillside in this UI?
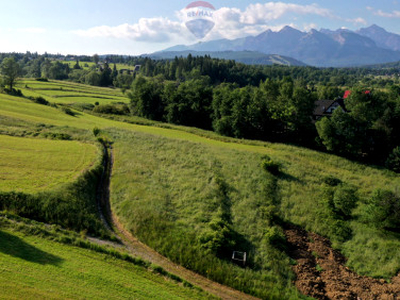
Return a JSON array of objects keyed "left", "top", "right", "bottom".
[
  {"left": 0, "top": 135, "right": 97, "bottom": 193},
  {"left": 107, "top": 124, "right": 400, "bottom": 297},
  {"left": 0, "top": 217, "right": 211, "bottom": 300},
  {"left": 64, "top": 61, "right": 137, "bottom": 73},
  {"left": 109, "top": 129, "right": 301, "bottom": 299},
  {"left": 1, "top": 82, "right": 400, "bottom": 298},
  {"left": 17, "top": 80, "right": 128, "bottom": 105}
]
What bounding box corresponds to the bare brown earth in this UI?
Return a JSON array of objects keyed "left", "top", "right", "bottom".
[
  {"left": 98, "top": 147, "right": 258, "bottom": 300},
  {"left": 284, "top": 224, "right": 400, "bottom": 300}
]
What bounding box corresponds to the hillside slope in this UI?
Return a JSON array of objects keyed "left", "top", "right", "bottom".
[
  {"left": 1, "top": 81, "right": 400, "bottom": 299},
  {"left": 0, "top": 220, "right": 211, "bottom": 299}
]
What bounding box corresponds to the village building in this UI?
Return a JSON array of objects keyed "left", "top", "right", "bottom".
[{"left": 313, "top": 98, "right": 347, "bottom": 121}]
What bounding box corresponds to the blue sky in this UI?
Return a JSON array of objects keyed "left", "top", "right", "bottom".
[{"left": 0, "top": 0, "right": 399, "bottom": 55}]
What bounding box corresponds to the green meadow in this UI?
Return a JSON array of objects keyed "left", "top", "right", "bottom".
[
  {"left": 0, "top": 135, "right": 97, "bottom": 193},
  {"left": 64, "top": 61, "right": 137, "bottom": 73},
  {"left": 1, "top": 81, "right": 400, "bottom": 298},
  {"left": 17, "top": 80, "right": 128, "bottom": 105},
  {"left": 0, "top": 224, "right": 211, "bottom": 300}
]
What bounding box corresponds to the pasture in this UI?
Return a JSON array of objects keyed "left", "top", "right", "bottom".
[
  {"left": 0, "top": 134, "right": 97, "bottom": 193},
  {"left": 17, "top": 79, "right": 128, "bottom": 105},
  {"left": 0, "top": 225, "right": 210, "bottom": 299}
]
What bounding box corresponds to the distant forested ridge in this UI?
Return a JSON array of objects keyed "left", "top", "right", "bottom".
[{"left": 1, "top": 51, "right": 400, "bottom": 88}]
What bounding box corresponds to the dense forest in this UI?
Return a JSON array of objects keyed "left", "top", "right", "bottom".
[
  {"left": 1, "top": 51, "right": 400, "bottom": 88},
  {"left": 1, "top": 51, "right": 400, "bottom": 169}
]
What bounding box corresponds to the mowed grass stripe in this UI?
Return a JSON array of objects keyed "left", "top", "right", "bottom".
[
  {"left": 19, "top": 80, "right": 125, "bottom": 97},
  {"left": 18, "top": 80, "right": 128, "bottom": 105},
  {"left": 0, "top": 229, "right": 210, "bottom": 299},
  {"left": 0, "top": 135, "right": 98, "bottom": 193}
]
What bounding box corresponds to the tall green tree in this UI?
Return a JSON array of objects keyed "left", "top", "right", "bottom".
[
  {"left": 0, "top": 57, "right": 20, "bottom": 90},
  {"left": 316, "top": 107, "right": 369, "bottom": 157},
  {"left": 164, "top": 76, "right": 213, "bottom": 129},
  {"left": 129, "top": 76, "right": 164, "bottom": 120},
  {"left": 73, "top": 60, "right": 81, "bottom": 70},
  {"left": 93, "top": 54, "right": 99, "bottom": 65},
  {"left": 99, "top": 63, "right": 112, "bottom": 87}
]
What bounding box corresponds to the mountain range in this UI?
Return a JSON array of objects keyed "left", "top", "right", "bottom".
[{"left": 158, "top": 25, "right": 400, "bottom": 67}]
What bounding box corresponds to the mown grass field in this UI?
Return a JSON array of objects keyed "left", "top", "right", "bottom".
[
  {"left": 64, "top": 61, "right": 137, "bottom": 73},
  {"left": 17, "top": 80, "right": 128, "bottom": 105},
  {"left": 1, "top": 83, "right": 400, "bottom": 298},
  {"left": 0, "top": 134, "right": 97, "bottom": 193},
  {"left": 0, "top": 226, "right": 211, "bottom": 299}
]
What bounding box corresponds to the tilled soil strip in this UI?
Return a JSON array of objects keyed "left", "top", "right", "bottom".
[{"left": 284, "top": 224, "right": 400, "bottom": 300}]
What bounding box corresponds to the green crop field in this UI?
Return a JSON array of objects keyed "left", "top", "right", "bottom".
[
  {"left": 0, "top": 135, "right": 97, "bottom": 193},
  {"left": 0, "top": 226, "right": 210, "bottom": 299}
]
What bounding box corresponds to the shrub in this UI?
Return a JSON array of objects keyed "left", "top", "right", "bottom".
[
  {"left": 386, "top": 146, "right": 400, "bottom": 173},
  {"left": 93, "top": 104, "right": 130, "bottom": 115},
  {"left": 93, "top": 127, "right": 101, "bottom": 137},
  {"left": 333, "top": 186, "right": 358, "bottom": 219},
  {"left": 60, "top": 106, "right": 75, "bottom": 116},
  {"left": 198, "top": 216, "right": 236, "bottom": 256},
  {"left": 32, "top": 96, "right": 49, "bottom": 105},
  {"left": 261, "top": 156, "right": 281, "bottom": 175},
  {"left": 263, "top": 226, "right": 286, "bottom": 250},
  {"left": 35, "top": 77, "right": 49, "bottom": 82},
  {"left": 330, "top": 219, "right": 352, "bottom": 243},
  {"left": 5, "top": 88, "right": 23, "bottom": 96},
  {"left": 323, "top": 175, "right": 342, "bottom": 187},
  {"left": 364, "top": 189, "right": 400, "bottom": 230},
  {"left": 41, "top": 132, "right": 72, "bottom": 140}
]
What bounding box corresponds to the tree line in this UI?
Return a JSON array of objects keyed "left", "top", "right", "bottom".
[
  {"left": 128, "top": 72, "right": 400, "bottom": 169},
  {"left": 129, "top": 74, "right": 317, "bottom": 143},
  {"left": 0, "top": 52, "right": 399, "bottom": 89},
  {"left": 1, "top": 52, "right": 400, "bottom": 168}
]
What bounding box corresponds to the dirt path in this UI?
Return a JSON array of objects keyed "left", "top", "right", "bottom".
[
  {"left": 284, "top": 224, "right": 400, "bottom": 300},
  {"left": 97, "top": 145, "right": 258, "bottom": 300}
]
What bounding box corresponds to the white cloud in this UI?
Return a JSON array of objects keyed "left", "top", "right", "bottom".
[
  {"left": 375, "top": 9, "right": 400, "bottom": 18},
  {"left": 346, "top": 17, "right": 367, "bottom": 25},
  {"left": 73, "top": 17, "right": 189, "bottom": 43},
  {"left": 303, "top": 23, "right": 318, "bottom": 31},
  {"left": 200, "top": 2, "right": 332, "bottom": 40},
  {"left": 72, "top": 2, "right": 345, "bottom": 43},
  {"left": 240, "top": 2, "right": 332, "bottom": 24},
  {"left": 367, "top": 7, "right": 400, "bottom": 18}
]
